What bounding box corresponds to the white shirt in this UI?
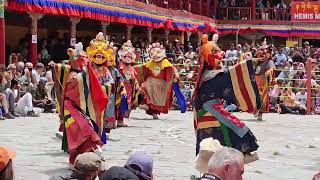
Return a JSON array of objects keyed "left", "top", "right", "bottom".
[
  {"left": 32, "top": 70, "right": 40, "bottom": 85},
  {"left": 295, "top": 92, "right": 307, "bottom": 107}
]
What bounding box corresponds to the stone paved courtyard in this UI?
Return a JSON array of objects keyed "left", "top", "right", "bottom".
[{"left": 0, "top": 110, "right": 319, "bottom": 180}]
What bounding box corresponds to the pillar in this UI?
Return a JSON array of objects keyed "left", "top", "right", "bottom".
[
  {"left": 70, "top": 17, "right": 81, "bottom": 46},
  {"left": 199, "top": 0, "right": 202, "bottom": 16},
  {"left": 306, "top": 58, "right": 312, "bottom": 115},
  {"left": 213, "top": 0, "right": 218, "bottom": 18},
  {"left": 147, "top": 27, "right": 153, "bottom": 43},
  {"left": 252, "top": 0, "right": 256, "bottom": 20},
  {"left": 186, "top": 31, "right": 192, "bottom": 42},
  {"left": 126, "top": 25, "right": 134, "bottom": 41},
  {"left": 101, "top": 21, "right": 109, "bottom": 36},
  {"left": 164, "top": 29, "right": 170, "bottom": 43},
  {"left": 0, "top": 0, "right": 5, "bottom": 65},
  {"left": 28, "top": 13, "right": 43, "bottom": 65}
]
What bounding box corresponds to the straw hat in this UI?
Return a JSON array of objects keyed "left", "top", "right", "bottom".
[{"left": 194, "top": 138, "right": 223, "bottom": 173}]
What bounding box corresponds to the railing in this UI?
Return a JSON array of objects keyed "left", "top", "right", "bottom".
[
  {"left": 135, "top": 1, "right": 292, "bottom": 22},
  {"left": 256, "top": 8, "right": 291, "bottom": 21},
  {"left": 219, "top": 7, "right": 252, "bottom": 20}
]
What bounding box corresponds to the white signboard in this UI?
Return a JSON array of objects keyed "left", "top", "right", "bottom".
[
  {"left": 32, "top": 35, "right": 37, "bottom": 44},
  {"left": 70, "top": 38, "right": 76, "bottom": 46}
]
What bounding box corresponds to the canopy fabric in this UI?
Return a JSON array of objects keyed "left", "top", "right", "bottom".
[{"left": 7, "top": 0, "right": 218, "bottom": 33}]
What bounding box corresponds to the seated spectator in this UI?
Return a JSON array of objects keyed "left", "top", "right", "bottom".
[
  {"left": 8, "top": 79, "right": 39, "bottom": 117},
  {"left": 0, "top": 92, "right": 13, "bottom": 120},
  {"left": 125, "top": 150, "right": 154, "bottom": 180},
  {"left": 28, "top": 62, "right": 45, "bottom": 85},
  {"left": 277, "top": 87, "right": 306, "bottom": 115},
  {"left": 0, "top": 67, "right": 15, "bottom": 119},
  {"left": 199, "top": 146, "right": 244, "bottom": 180},
  {"left": 50, "top": 152, "right": 107, "bottom": 180},
  {"left": 314, "top": 91, "right": 320, "bottom": 114},
  {"left": 31, "top": 77, "right": 54, "bottom": 113},
  {"left": 270, "top": 80, "right": 283, "bottom": 107},
  {"left": 0, "top": 146, "right": 16, "bottom": 180},
  {"left": 44, "top": 64, "right": 54, "bottom": 100},
  {"left": 295, "top": 85, "right": 307, "bottom": 109}
]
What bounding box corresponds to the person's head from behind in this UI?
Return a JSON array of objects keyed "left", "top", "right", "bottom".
[
  {"left": 0, "top": 146, "right": 16, "bottom": 180},
  {"left": 36, "top": 63, "right": 45, "bottom": 75},
  {"left": 207, "top": 147, "right": 244, "bottom": 180},
  {"left": 10, "top": 79, "right": 19, "bottom": 90},
  {"left": 125, "top": 150, "right": 154, "bottom": 180},
  {"left": 38, "top": 77, "right": 47, "bottom": 90},
  {"left": 71, "top": 152, "right": 107, "bottom": 180}
]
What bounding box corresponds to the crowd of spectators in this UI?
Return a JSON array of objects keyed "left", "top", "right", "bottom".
[
  {"left": 221, "top": 40, "right": 320, "bottom": 115},
  {"left": 6, "top": 32, "right": 320, "bottom": 116},
  {"left": 0, "top": 61, "right": 55, "bottom": 120}
]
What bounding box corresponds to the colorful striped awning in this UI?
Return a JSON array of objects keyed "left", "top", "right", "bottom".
[{"left": 6, "top": 0, "right": 218, "bottom": 33}]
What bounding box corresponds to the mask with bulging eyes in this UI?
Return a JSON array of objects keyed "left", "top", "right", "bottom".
[
  {"left": 124, "top": 71, "right": 132, "bottom": 80},
  {"left": 153, "top": 66, "right": 161, "bottom": 75}
]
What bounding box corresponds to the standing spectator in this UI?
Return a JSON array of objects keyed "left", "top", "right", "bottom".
[
  {"left": 225, "top": 43, "right": 237, "bottom": 65},
  {"left": 256, "top": 0, "right": 265, "bottom": 20},
  {"left": 40, "top": 39, "right": 50, "bottom": 66},
  {"left": 0, "top": 146, "right": 16, "bottom": 180},
  {"left": 184, "top": 46, "right": 196, "bottom": 62},
  {"left": 219, "top": 0, "right": 229, "bottom": 19},
  {"left": 165, "top": 42, "right": 175, "bottom": 60},
  {"left": 276, "top": 0, "right": 287, "bottom": 20},
  {"left": 302, "top": 41, "right": 311, "bottom": 59},
  {"left": 173, "top": 39, "right": 183, "bottom": 58},
  {"left": 292, "top": 48, "right": 304, "bottom": 63},
  {"left": 236, "top": 44, "right": 242, "bottom": 59},
  {"left": 274, "top": 48, "right": 287, "bottom": 66},
  {"left": 200, "top": 147, "right": 244, "bottom": 180}
]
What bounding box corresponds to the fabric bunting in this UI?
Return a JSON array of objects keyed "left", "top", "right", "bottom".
[{"left": 7, "top": 0, "right": 217, "bottom": 33}]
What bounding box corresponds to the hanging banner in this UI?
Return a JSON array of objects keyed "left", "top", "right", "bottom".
[{"left": 292, "top": 1, "right": 320, "bottom": 22}]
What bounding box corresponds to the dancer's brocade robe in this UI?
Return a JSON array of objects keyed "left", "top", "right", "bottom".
[
  {"left": 254, "top": 59, "right": 275, "bottom": 113},
  {"left": 136, "top": 59, "right": 175, "bottom": 115},
  {"left": 194, "top": 60, "right": 261, "bottom": 155},
  {"left": 119, "top": 62, "right": 139, "bottom": 114},
  {"left": 53, "top": 63, "right": 108, "bottom": 164}
]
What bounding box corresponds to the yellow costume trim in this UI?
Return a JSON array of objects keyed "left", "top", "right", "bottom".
[{"left": 144, "top": 59, "right": 173, "bottom": 71}]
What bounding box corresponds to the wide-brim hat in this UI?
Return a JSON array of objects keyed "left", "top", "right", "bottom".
[{"left": 194, "top": 138, "right": 223, "bottom": 173}]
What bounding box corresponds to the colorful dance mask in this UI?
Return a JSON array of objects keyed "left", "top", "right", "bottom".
[
  {"left": 118, "top": 40, "right": 136, "bottom": 64},
  {"left": 148, "top": 43, "right": 166, "bottom": 63},
  {"left": 86, "top": 32, "right": 116, "bottom": 66},
  {"left": 67, "top": 42, "right": 88, "bottom": 71}
]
